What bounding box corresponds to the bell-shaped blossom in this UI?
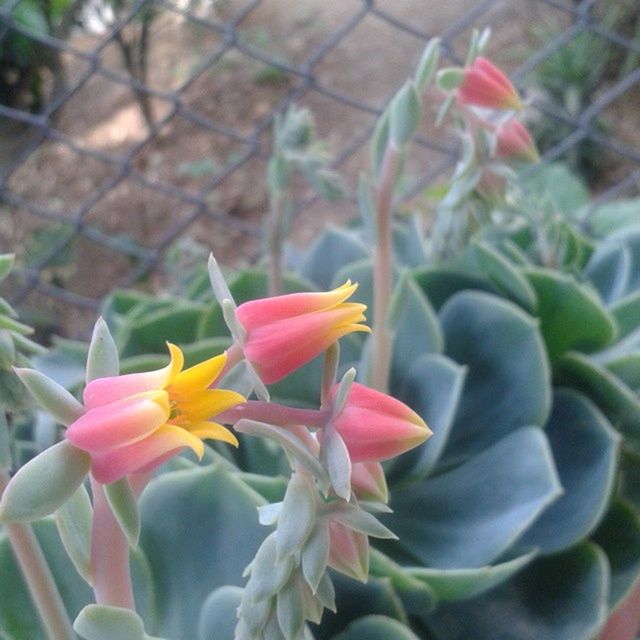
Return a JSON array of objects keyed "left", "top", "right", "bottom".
[
  {"left": 235, "top": 281, "right": 370, "bottom": 384},
  {"left": 66, "top": 344, "right": 244, "bottom": 484},
  {"left": 457, "top": 57, "right": 521, "bottom": 111},
  {"left": 350, "top": 461, "right": 388, "bottom": 503},
  {"left": 496, "top": 118, "right": 539, "bottom": 163},
  {"left": 327, "top": 520, "right": 369, "bottom": 582},
  {"left": 330, "top": 382, "right": 431, "bottom": 463}
]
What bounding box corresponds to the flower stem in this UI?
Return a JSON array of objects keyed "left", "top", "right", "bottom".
[
  {"left": 0, "top": 469, "right": 74, "bottom": 640},
  {"left": 268, "top": 190, "right": 285, "bottom": 297},
  {"left": 370, "top": 143, "right": 399, "bottom": 393},
  {"left": 219, "top": 400, "right": 329, "bottom": 430},
  {"left": 90, "top": 477, "right": 135, "bottom": 610}
]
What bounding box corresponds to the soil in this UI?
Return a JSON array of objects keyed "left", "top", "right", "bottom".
[{"left": 1, "top": 0, "right": 638, "bottom": 337}]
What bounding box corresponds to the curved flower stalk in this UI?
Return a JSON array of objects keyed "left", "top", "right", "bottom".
[{"left": 228, "top": 360, "right": 430, "bottom": 640}]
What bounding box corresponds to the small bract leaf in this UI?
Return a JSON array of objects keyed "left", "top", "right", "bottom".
[
  {"left": 302, "top": 523, "right": 330, "bottom": 593},
  {"left": 104, "top": 477, "right": 141, "bottom": 548},
  {"left": 86, "top": 318, "right": 119, "bottom": 383},
  {"left": 323, "top": 427, "right": 352, "bottom": 501},
  {"left": 415, "top": 38, "right": 440, "bottom": 92},
  {"left": 73, "top": 604, "right": 146, "bottom": 640},
  {"left": 15, "top": 367, "right": 85, "bottom": 426},
  {"left": 0, "top": 254, "right": 15, "bottom": 280},
  {"left": 436, "top": 67, "right": 464, "bottom": 91},
  {"left": 55, "top": 483, "right": 93, "bottom": 584},
  {"left": 327, "top": 503, "right": 397, "bottom": 539},
  {"left": 0, "top": 441, "right": 90, "bottom": 523},
  {"left": 0, "top": 410, "right": 10, "bottom": 469},
  {"left": 276, "top": 472, "right": 317, "bottom": 560},
  {"left": 390, "top": 81, "right": 421, "bottom": 146},
  {"left": 277, "top": 577, "right": 305, "bottom": 640},
  {"left": 0, "top": 329, "right": 15, "bottom": 368},
  {"left": 245, "top": 534, "right": 295, "bottom": 601}
]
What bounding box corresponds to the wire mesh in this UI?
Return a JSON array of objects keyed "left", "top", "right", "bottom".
[{"left": 0, "top": 0, "right": 639, "bottom": 336}]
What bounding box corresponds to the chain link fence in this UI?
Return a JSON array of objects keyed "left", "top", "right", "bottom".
[{"left": 1, "top": 0, "right": 639, "bottom": 336}]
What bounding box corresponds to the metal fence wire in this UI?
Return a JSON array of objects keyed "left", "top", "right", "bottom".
[{"left": 0, "top": 0, "right": 639, "bottom": 336}]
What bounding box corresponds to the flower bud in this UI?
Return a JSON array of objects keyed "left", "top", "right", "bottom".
[
  {"left": 235, "top": 281, "right": 370, "bottom": 384},
  {"left": 350, "top": 461, "right": 388, "bottom": 504},
  {"left": 496, "top": 118, "right": 539, "bottom": 163},
  {"left": 330, "top": 382, "right": 431, "bottom": 463},
  {"left": 457, "top": 57, "right": 521, "bottom": 111}
]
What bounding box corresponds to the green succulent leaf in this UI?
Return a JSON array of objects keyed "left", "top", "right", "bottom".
[
  {"left": 331, "top": 615, "right": 421, "bottom": 640},
  {"left": 438, "top": 291, "right": 551, "bottom": 462},
  {"left": 387, "top": 354, "right": 465, "bottom": 484},
  {"left": 74, "top": 605, "right": 148, "bottom": 640},
  {"left": 0, "top": 441, "right": 90, "bottom": 523},
  {"left": 0, "top": 254, "right": 15, "bottom": 281},
  {"left": 584, "top": 242, "right": 632, "bottom": 304},
  {"left": 593, "top": 501, "right": 640, "bottom": 608},
  {"left": 86, "top": 318, "right": 119, "bottom": 383},
  {"left": 587, "top": 199, "right": 640, "bottom": 238},
  {"left": 104, "top": 477, "right": 141, "bottom": 549},
  {"left": 610, "top": 291, "right": 640, "bottom": 339},
  {"left": 522, "top": 268, "right": 617, "bottom": 364},
  {"left": 464, "top": 240, "right": 537, "bottom": 312},
  {"left": 197, "top": 586, "right": 242, "bottom": 640},
  {"left": 556, "top": 352, "right": 640, "bottom": 446},
  {"left": 518, "top": 389, "right": 620, "bottom": 554},
  {"left": 413, "top": 268, "right": 496, "bottom": 311},
  {"left": 300, "top": 227, "right": 369, "bottom": 290},
  {"left": 138, "top": 464, "right": 266, "bottom": 639},
  {"left": 384, "top": 427, "right": 561, "bottom": 569},
  {"left": 388, "top": 275, "right": 443, "bottom": 393},
  {"left": 425, "top": 543, "right": 608, "bottom": 640},
  {"left": 407, "top": 550, "right": 537, "bottom": 602}
]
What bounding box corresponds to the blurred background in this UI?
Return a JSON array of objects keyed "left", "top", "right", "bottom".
[{"left": 0, "top": 0, "right": 639, "bottom": 338}]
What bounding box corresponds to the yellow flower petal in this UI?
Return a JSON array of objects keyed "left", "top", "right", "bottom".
[
  {"left": 164, "top": 343, "right": 185, "bottom": 387},
  {"left": 175, "top": 389, "right": 245, "bottom": 424},
  {"left": 156, "top": 423, "right": 205, "bottom": 459},
  {"left": 171, "top": 352, "right": 227, "bottom": 395},
  {"left": 189, "top": 421, "right": 239, "bottom": 447}
]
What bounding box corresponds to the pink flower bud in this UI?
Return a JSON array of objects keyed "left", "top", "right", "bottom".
[
  {"left": 327, "top": 520, "right": 369, "bottom": 582},
  {"left": 350, "top": 461, "right": 388, "bottom": 503},
  {"left": 66, "top": 344, "right": 244, "bottom": 484},
  {"left": 235, "top": 281, "right": 370, "bottom": 384},
  {"left": 330, "top": 382, "right": 431, "bottom": 463},
  {"left": 476, "top": 170, "right": 507, "bottom": 206},
  {"left": 496, "top": 118, "right": 539, "bottom": 163},
  {"left": 457, "top": 57, "right": 521, "bottom": 111}
]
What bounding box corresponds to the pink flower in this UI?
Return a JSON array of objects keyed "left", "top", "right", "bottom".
[
  {"left": 235, "top": 281, "right": 370, "bottom": 384},
  {"left": 327, "top": 520, "right": 369, "bottom": 582},
  {"left": 350, "top": 461, "right": 388, "bottom": 503},
  {"left": 457, "top": 57, "right": 521, "bottom": 111},
  {"left": 496, "top": 118, "right": 539, "bottom": 163},
  {"left": 66, "top": 344, "right": 244, "bottom": 484},
  {"left": 330, "top": 382, "right": 431, "bottom": 463}
]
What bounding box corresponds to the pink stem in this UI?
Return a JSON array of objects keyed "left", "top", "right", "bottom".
[
  {"left": 370, "top": 143, "right": 399, "bottom": 393},
  {"left": 90, "top": 477, "right": 135, "bottom": 610},
  {"left": 216, "top": 343, "right": 244, "bottom": 383},
  {"left": 219, "top": 401, "right": 329, "bottom": 430}
]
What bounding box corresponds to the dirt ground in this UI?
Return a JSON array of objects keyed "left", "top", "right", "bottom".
[{"left": 1, "top": 0, "right": 638, "bottom": 337}]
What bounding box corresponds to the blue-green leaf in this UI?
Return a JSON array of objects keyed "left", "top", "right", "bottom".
[
  {"left": 413, "top": 268, "right": 496, "bottom": 311},
  {"left": 439, "top": 291, "right": 551, "bottom": 463},
  {"left": 384, "top": 427, "right": 561, "bottom": 569},
  {"left": 104, "top": 478, "right": 141, "bottom": 548},
  {"left": 331, "top": 615, "right": 420, "bottom": 640},
  {"left": 519, "top": 390, "right": 619, "bottom": 554},
  {"left": 138, "top": 464, "right": 266, "bottom": 639},
  {"left": 425, "top": 543, "right": 608, "bottom": 640},
  {"left": 86, "top": 318, "right": 119, "bottom": 383},
  {"left": 387, "top": 354, "right": 465, "bottom": 484},
  {"left": 198, "top": 586, "right": 243, "bottom": 640}
]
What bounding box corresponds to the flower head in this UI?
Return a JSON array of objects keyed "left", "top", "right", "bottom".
[
  {"left": 235, "top": 281, "right": 370, "bottom": 384},
  {"left": 66, "top": 344, "right": 244, "bottom": 483},
  {"left": 457, "top": 57, "right": 521, "bottom": 111},
  {"left": 330, "top": 382, "right": 431, "bottom": 463},
  {"left": 496, "top": 118, "right": 539, "bottom": 163}
]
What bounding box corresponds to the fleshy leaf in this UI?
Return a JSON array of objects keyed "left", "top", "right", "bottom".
[
  {"left": 197, "top": 586, "right": 242, "bottom": 640},
  {"left": 15, "top": 368, "right": 85, "bottom": 426},
  {"left": 104, "top": 477, "right": 141, "bottom": 548},
  {"left": 425, "top": 543, "right": 608, "bottom": 640},
  {"left": 55, "top": 484, "right": 93, "bottom": 584},
  {"left": 86, "top": 318, "right": 120, "bottom": 383},
  {"left": 439, "top": 291, "right": 550, "bottom": 463},
  {"left": 276, "top": 471, "right": 317, "bottom": 560},
  {"left": 331, "top": 615, "right": 421, "bottom": 640},
  {"left": 74, "top": 605, "right": 146, "bottom": 640},
  {"left": 384, "top": 427, "right": 561, "bottom": 568},
  {"left": 407, "top": 551, "right": 537, "bottom": 601},
  {"left": 522, "top": 268, "right": 616, "bottom": 363},
  {"left": 518, "top": 390, "right": 619, "bottom": 554},
  {"left": 0, "top": 441, "right": 90, "bottom": 523},
  {"left": 138, "top": 464, "right": 266, "bottom": 639},
  {"left": 387, "top": 354, "right": 466, "bottom": 483}
]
